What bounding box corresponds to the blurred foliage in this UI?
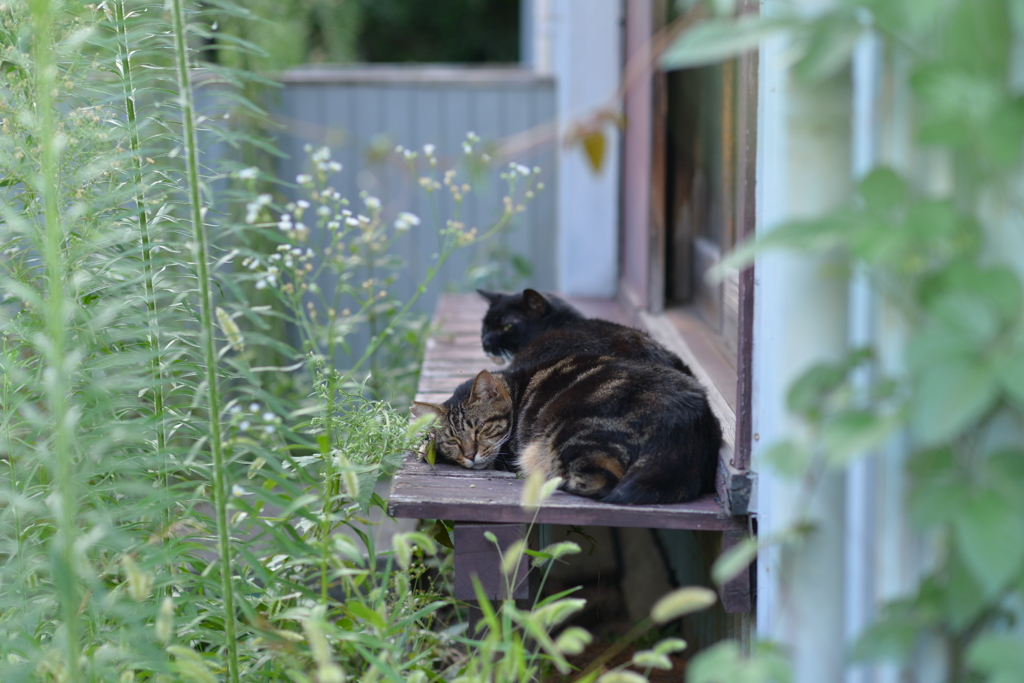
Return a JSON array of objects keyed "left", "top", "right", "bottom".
[
  {"left": 356, "top": 0, "right": 519, "bottom": 63},
  {"left": 201, "top": 0, "right": 519, "bottom": 70},
  {"left": 663, "top": 0, "right": 1024, "bottom": 680}
]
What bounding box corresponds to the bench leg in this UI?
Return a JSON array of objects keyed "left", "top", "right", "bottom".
[
  {"left": 719, "top": 528, "right": 754, "bottom": 613},
  {"left": 454, "top": 523, "right": 532, "bottom": 631}
]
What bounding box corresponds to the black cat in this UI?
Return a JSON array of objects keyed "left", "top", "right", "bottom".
[{"left": 477, "top": 288, "right": 694, "bottom": 376}]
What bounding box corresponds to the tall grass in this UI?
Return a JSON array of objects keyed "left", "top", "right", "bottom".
[
  {"left": 168, "top": 0, "right": 241, "bottom": 678},
  {"left": 28, "top": 0, "right": 81, "bottom": 678},
  {"left": 1, "top": 2, "right": 597, "bottom": 681}
]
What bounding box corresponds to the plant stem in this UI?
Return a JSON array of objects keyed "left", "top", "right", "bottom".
[
  {"left": 113, "top": 0, "right": 168, "bottom": 486},
  {"left": 168, "top": 1, "right": 240, "bottom": 680},
  {"left": 29, "top": 0, "right": 80, "bottom": 677}
]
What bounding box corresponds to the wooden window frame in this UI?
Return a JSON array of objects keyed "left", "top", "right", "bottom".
[{"left": 619, "top": 0, "right": 758, "bottom": 515}]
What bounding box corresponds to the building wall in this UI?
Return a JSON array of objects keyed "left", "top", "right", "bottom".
[{"left": 548, "top": 0, "right": 622, "bottom": 297}]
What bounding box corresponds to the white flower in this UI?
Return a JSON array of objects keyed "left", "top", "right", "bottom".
[
  {"left": 263, "top": 425, "right": 276, "bottom": 435},
  {"left": 327, "top": 220, "right": 340, "bottom": 230},
  {"left": 296, "top": 174, "right": 312, "bottom": 185},
  {"left": 239, "top": 420, "right": 251, "bottom": 431},
  {"left": 462, "top": 141, "right": 472, "bottom": 154},
  {"left": 327, "top": 161, "right": 341, "bottom": 172},
  {"left": 364, "top": 196, "right": 381, "bottom": 210},
  {"left": 296, "top": 200, "right": 310, "bottom": 209},
  {"left": 237, "top": 167, "right": 258, "bottom": 180},
  {"left": 402, "top": 148, "right": 417, "bottom": 160},
  {"left": 262, "top": 412, "right": 275, "bottom": 422},
  {"left": 317, "top": 205, "right": 330, "bottom": 217},
  {"left": 257, "top": 193, "right": 273, "bottom": 206},
  {"left": 249, "top": 403, "right": 260, "bottom": 412},
  {"left": 345, "top": 217, "right": 359, "bottom": 227},
  {"left": 394, "top": 211, "right": 420, "bottom": 232},
  {"left": 229, "top": 404, "right": 241, "bottom": 415},
  {"left": 231, "top": 484, "right": 245, "bottom": 497},
  {"left": 423, "top": 144, "right": 436, "bottom": 156},
  {"left": 515, "top": 164, "right": 531, "bottom": 177},
  {"left": 255, "top": 280, "right": 267, "bottom": 290}
]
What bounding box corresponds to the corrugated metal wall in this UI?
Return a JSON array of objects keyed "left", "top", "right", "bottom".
[{"left": 269, "top": 66, "right": 557, "bottom": 349}]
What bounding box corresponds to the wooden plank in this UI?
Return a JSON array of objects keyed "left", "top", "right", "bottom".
[
  {"left": 719, "top": 528, "right": 753, "bottom": 613},
  {"left": 389, "top": 455, "right": 743, "bottom": 532},
  {"left": 453, "top": 523, "right": 530, "bottom": 600},
  {"left": 733, "top": 0, "right": 760, "bottom": 477}
]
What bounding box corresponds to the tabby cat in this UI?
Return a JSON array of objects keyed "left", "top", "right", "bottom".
[
  {"left": 477, "top": 288, "right": 694, "bottom": 376},
  {"left": 411, "top": 354, "right": 721, "bottom": 505}
]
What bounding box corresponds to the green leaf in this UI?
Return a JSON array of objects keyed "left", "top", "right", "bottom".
[
  {"left": 786, "top": 363, "right": 847, "bottom": 418},
  {"left": 954, "top": 492, "right": 1024, "bottom": 596},
  {"left": 943, "top": 552, "right": 986, "bottom": 631},
  {"left": 347, "top": 601, "right": 387, "bottom": 631},
  {"left": 661, "top": 17, "right": 791, "bottom": 71},
  {"left": 851, "top": 602, "right": 922, "bottom": 662},
  {"left": 966, "top": 634, "right": 1024, "bottom": 683},
  {"left": 907, "top": 449, "right": 968, "bottom": 528},
  {"left": 425, "top": 519, "right": 454, "bottom": 550},
  {"left": 858, "top": 167, "right": 906, "bottom": 211},
  {"left": 997, "top": 346, "right": 1024, "bottom": 407},
  {"left": 762, "top": 440, "right": 811, "bottom": 478},
  {"left": 793, "top": 13, "right": 863, "bottom": 82},
  {"left": 905, "top": 320, "right": 979, "bottom": 374},
  {"left": 711, "top": 537, "right": 757, "bottom": 586},
  {"left": 822, "top": 409, "right": 903, "bottom": 465},
  {"left": 928, "top": 291, "right": 1000, "bottom": 347},
  {"left": 910, "top": 358, "right": 998, "bottom": 446}
]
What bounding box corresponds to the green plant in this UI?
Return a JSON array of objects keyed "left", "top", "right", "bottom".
[
  {"left": 0, "top": 1, "right": 550, "bottom": 681},
  {"left": 658, "top": 0, "right": 1024, "bottom": 681}
]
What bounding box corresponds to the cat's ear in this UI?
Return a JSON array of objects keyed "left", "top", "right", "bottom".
[
  {"left": 522, "top": 288, "right": 550, "bottom": 315},
  {"left": 411, "top": 401, "right": 445, "bottom": 420},
  {"left": 477, "top": 289, "right": 502, "bottom": 305},
  {"left": 470, "top": 370, "right": 510, "bottom": 403}
]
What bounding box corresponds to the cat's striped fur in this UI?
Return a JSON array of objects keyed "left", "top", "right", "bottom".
[{"left": 413, "top": 353, "right": 721, "bottom": 505}]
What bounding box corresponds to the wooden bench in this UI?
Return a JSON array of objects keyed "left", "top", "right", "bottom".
[{"left": 388, "top": 294, "right": 752, "bottom": 613}]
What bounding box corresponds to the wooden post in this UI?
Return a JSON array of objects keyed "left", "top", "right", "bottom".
[
  {"left": 454, "top": 523, "right": 532, "bottom": 630},
  {"left": 719, "top": 527, "right": 753, "bottom": 613}
]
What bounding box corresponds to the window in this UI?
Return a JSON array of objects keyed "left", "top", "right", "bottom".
[{"left": 620, "top": 0, "right": 758, "bottom": 512}]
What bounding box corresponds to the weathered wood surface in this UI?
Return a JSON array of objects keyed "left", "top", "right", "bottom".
[
  {"left": 389, "top": 454, "right": 743, "bottom": 531},
  {"left": 453, "top": 523, "right": 530, "bottom": 600}
]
